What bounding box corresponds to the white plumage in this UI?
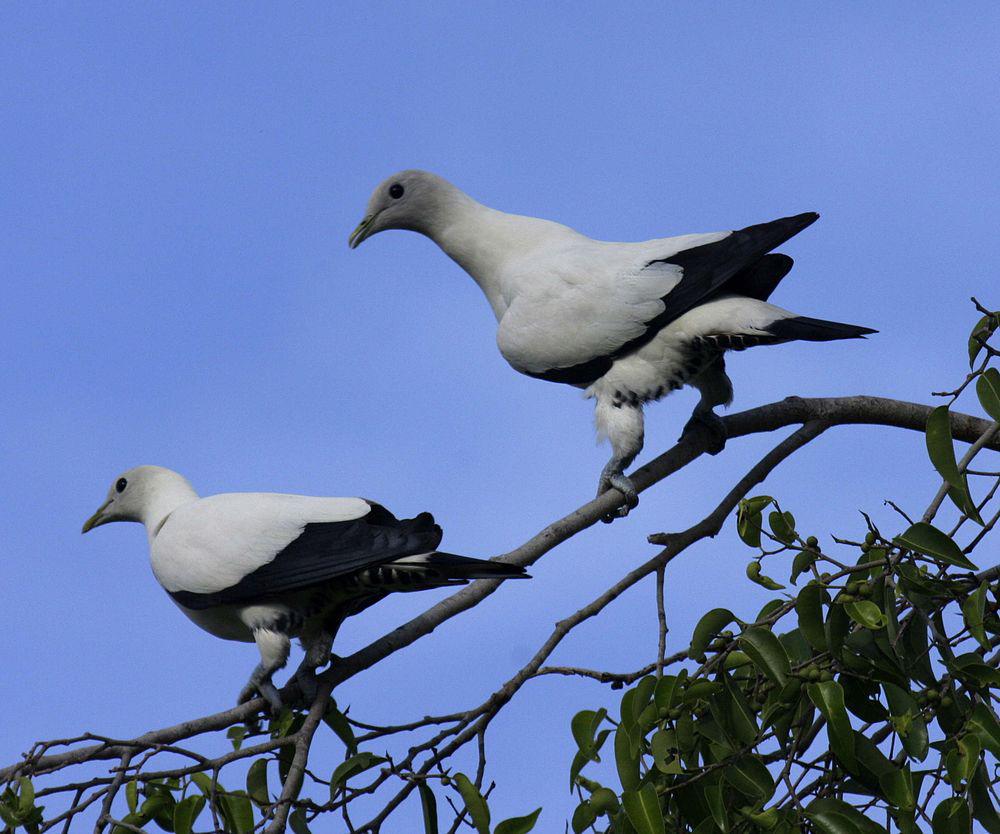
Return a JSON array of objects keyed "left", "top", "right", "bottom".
[
  {"left": 82, "top": 465, "right": 526, "bottom": 710},
  {"left": 350, "top": 170, "right": 875, "bottom": 518}
]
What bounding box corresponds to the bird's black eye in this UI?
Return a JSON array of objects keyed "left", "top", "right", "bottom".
[
  {"left": 116, "top": 478, "right": 128, "bottom": 493},
  {"left": 388, "top": 183, "right": 404, "bottom": 199}
]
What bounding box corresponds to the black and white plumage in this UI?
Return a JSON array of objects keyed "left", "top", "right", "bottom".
[
  {"left": 82, "top": 466, "right": 527, "bottom": 711},
  {"left": 349, "top": 170, "right": 876, "bottom": 519}
]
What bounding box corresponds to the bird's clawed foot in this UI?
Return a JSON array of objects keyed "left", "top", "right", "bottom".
[
  {"left": 681, "top": 410, "right": 727, "bottom": 455},
  {"left": 292, "top": 651, "right": 340, "bottom": 707},
  {"left": 597, "top": 469, "right": 639, "bottom": 523},
  {"left": 238, "top": 672, "right": 284, "bottom": 716}
]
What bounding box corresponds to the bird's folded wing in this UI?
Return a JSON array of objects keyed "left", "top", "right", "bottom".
[
  {"left": 152, "top": 494, "right": 441, "bottom": 608},
  {"left": 496, "top": 232, "right": 726, "bottom": 384},
  {"left": 496, "top": 215, "right": 817, "bottom": 386}
]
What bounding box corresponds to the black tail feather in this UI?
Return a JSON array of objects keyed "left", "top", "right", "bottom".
[
  {"left": 426, "top": 551, "right": 530, "bottom": 580},
  {"left": 767, "top": 315, "right": 878, "bottom": 342},
  {"left": 650, "top": 212, "right": 819, "bottom": 327}
]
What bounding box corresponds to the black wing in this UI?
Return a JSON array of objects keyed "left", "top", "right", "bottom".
[
  {"left": 169, "top": 505, "right": 443, "bottom": 610},
  {"left": 646, "top": 213, "right": 818, "bottom": 326}
]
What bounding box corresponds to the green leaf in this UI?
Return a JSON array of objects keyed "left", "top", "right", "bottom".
[
  {"left": 571, "top": 802, "right": 597, "bottom": 833},
  {"left": 946, "top": 734, "right": 981, "bottom": 788},
  {"left": 842, "top": 678, "right": 887, "bottom": 723},
  {"left": 329, "top": 752, "right": 387, "bottom": 798},
  {"left": 739, "top": 627, "right": 790, "bottom": 685},
  {"left": 932, "top": 797, "right": 970, "bottom": 834},
  {"left": 756, "top": 599, "right": 785, "bottom": 622},
  {"left": 189, "top": 772, "right": 216, "bottom": 797},
  {"left": 725, "top": 757, "right": 775, "bottom": 802},
  {"left": 268, "top": 707, "right": 296, "bottom": 739},
  {"left": 172, "top": 795, "right": 206, "bottom": 834},
  {"left": 289, "top": 808, "right": 312, "bottom": 834},
  {"left": 704, "top": 780, "right": 728, "bottom": 832},
  {"left": 884, "top": 683, "right": 929, "bottom": 761},
  {"left": 226, "top": 725, "right": 247, "bottom": 751},
  {"left": 926, "top": 405, "right": 983, "bottom": 523},
  {"left": 746, "top": 561, "right": 786, "bottom": 590},
  {"left": 689, "top": 608, "right": 737, "bottom": 659},
  {"left": 653, "top": 672, "right": 686, "bottom": 712},
  {"left": 796, "top": 583, "right": 828, "bottom": 651},
  {"left": 742, "top": 495, "right": 775, "bottom": 514},
  {"left": 417, "top": 781, "right": 439, "bottom": 834},
  {"left": 978, "top": 367, "right": 1000, "bottom": 420},
  {"left": 952, "top": 651, "right": 1000, "bottom": 686},
  {"left": 650, "top": 729, "right": 681, "bottom": 773},
  {"left": 631, "top": 677, "right": 657, "bottom": 724},
  {"left": 971, "top": 761, "right": 1000, "bottom": 834},
  {"left": 968, "top": 703, "right": 1000, "bottom": 757},
  {"left": 791, "top": 546, "right": 818, "bottom": 584},
  {"left": 808, "top": 797, "right": 885, "bottom": 834},
  {"left": 879, "top": 767, "right": 915, "bottom": 811},
  {"left": 737, "top": 496, "right": 773, "bottom": 547},
  {"left": 246, "top": 759, "right": 269, "bottom": 807},
  {"left": 962, "top": 581, "right": 989, "bottom": 649},
  {"left": 895, "top": 522, "right": 977, "bottom": 570},
  {"left": 17, "top": 778, "right": 34, "bottom": 814},
  {"left": 768, "top": 510, "right": 796, "bottom": 543},
  {"left": 219, "top": 790, "right": 254, "bottom": 834},
  {"left": 494, "top": 807, "right": 541, "bottom": 834},
  {"left": 844, "top": 600, "right": 886, "bottom": 630},
  {"left": 969, "top": 313, "right": 995, "bottom": 367},
  {"left": 323, "top": 699, "right": 358, "bottom": 755},
  {"left": 125, "top": 779, "right": 138, "bottom": 814},
  {"left": 825, "top": 600, "right": 849, "bottom": 658},
  {"left": 806, "top": 681, "right": 856, "bottom": 770},
  {"left": 614, "top": 725, "right": 640, "bottom": 791},
  {"left": 571, "top": 708, "right": 608, "bottom": 759},
  {"left": 621, "top": 784, "right": 665, "bottom": 834},
  {"left": 454, "top": 773, "right": 490, "bottom": 834}
]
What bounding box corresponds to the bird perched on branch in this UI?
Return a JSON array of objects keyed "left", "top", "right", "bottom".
[
  {"left": 82, "top": 466, "right": 527, "bottom": 712},
  {"left": 350, "top": 170, "right": 875, "bottom": 520}
]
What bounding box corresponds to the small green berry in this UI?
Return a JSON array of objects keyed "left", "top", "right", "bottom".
[
  {"left": 865, "top": 531, "right": 877, "bottom": 545},
  {"left": 940, "top": 696, "right": 954, "bottom": 708},
  {"left": 806, "top": 535, "right": 819, "bottom": 548}
]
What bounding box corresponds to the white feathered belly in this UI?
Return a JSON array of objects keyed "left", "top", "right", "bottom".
[
  {"left": 585, "top": 295, "right": 789, "bottom": 404},
  {"left": 585, "top": 326, "right": 711, "bottom": 405}
]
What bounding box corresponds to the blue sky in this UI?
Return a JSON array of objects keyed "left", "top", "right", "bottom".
[{"left": 2, "top": 2, "right": 999, "bottom": 828}]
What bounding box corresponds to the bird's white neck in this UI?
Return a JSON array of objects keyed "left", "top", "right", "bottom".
[
  {"left": 142, "top": 480, "right": 199, "bottom": 542},
  {"left": 422, "top": 194, "right": 562, "bottom": 320}
]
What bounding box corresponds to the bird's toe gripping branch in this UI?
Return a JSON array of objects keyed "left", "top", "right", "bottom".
[
  {"left": 238, "top": 666, "right": 285, "bottom": 715},
  {"left": 240, "top": 628, "right": 291, "bottom": 716},
  {"left": 597, "top": 466, "right": 640, "bottom": 523}
]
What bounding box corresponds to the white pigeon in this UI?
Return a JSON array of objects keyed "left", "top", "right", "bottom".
[
  {"left": 82, "top": 465, "right": 527, "bottom": 711},
  {"left": 349, "top": 170, "right": 875, "bottom": 519}
]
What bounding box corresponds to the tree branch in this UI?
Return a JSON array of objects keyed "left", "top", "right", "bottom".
[{"left": 4, "top": 394, "right": 996, "bottom": 796}]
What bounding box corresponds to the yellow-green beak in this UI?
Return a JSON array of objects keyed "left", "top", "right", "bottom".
[
  {"left": 82, "top": 499, "right": 113, "bottom": 534},
  {"left": 348, "top": 214, "right": 376, "bottom": 249}
]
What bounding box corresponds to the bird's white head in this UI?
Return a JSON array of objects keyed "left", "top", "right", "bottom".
[
  {"left": 82, "top": 465, "right": 197, "bottom": 533},
  {"left": 348, "top": 170, "right": 468, "bottom": 249}
]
